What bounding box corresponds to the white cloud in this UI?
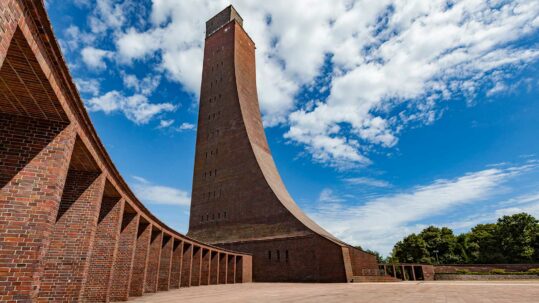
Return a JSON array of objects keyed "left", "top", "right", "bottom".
[
  {"left": 131, "top": 176, "right": 191, "bottom": 206},
  {"left": 86, "top": 91, "right": 176, "bottom": 124},
  {"left": 113, "top": 0, "right": 538, "bottom": 168},
  {"left": 345, "top": 177, "right": 392, "bottom": 188},
  {"left": 158, "top": 119, "right": 175, "bottom": 128},
  {"left": 81, "top": 46, "right": 113, "bottom": 70},
  {"left": 309, "top": 163, "right": 535, "bottom": 255},
  {"left": 73, "top": 0, "right": 539, "bottom": 166},
  {"left": 74, "top": 78, "right": 100, "bottom": 96},
  {"left": 178, "top": 122, "right": 195, "bottom": 131},
  {"left": 121, "top": 72, "right": 161, "bottom": 95},
  {"left": 88, "top": 0, "right": 127, "bottom": 34},
  {"left": 318, "top": 188, "right": 344, "bottom": 203},
  {"left": 285, "top": 0, "right": 539, "bottom": 168}
]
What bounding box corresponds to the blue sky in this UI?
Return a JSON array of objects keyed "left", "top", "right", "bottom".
[{"left": 46, "top": 0, "right": 539, "bottom": 255}]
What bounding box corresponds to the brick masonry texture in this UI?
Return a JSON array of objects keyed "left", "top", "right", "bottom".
[
  {"left": 187, "top": 5, "right": 378, "bottom": 282},
  {"left": 0, "top": 1, "right": 251, "bottom": 302}
]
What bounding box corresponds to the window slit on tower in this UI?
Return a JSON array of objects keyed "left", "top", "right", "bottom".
[
  {"left": 277, "top": 250, "right": 280, "bottom": 262},
  {"left": 268, "top": 251, "right": 271, "bottom": 260},
  {"left": 286, "top": 250, "right": 289, "bottom": 263}
]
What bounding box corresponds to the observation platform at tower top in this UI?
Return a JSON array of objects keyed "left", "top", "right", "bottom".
[{"left": 206, "top": 5, "right": 244, "bottom": 37}]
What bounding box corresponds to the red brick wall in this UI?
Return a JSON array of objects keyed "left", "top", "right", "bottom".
[
  {"left": 180, "top": 243, "right": 193, "bottom": 287},
  {"left": 39, "top": 170, "right": 104, "bottom": 301},
  {"left": 210, "top": 251, "right": 219, "bottom": 284},
  {"left": 191, "top": 246, "right": 202, "bottom": 286},
  {"left": 0, "top": 115, "right": 74, "bottom": 302},
  {"left": 145, "top": 228, "right": 163, "bottom": 293},
  {"left": 169, "top": 240, "right": 183, "bottom": 288},
  {"left": 227, "top": 254, "right": 236, "bottom": 283},
  {"left": 0, "top": 3, "right": 252, "bottom": 301},
  {"left": 83, "top": 195, "right": 123, "bottom": 301},
  {"left": 129, "top": 222, "right": 151, "bottom": 296},
  {"left": 110, "top": 211, "right": 139, "bottom": 300},
  {"left": 158, "top": 235, "right": 173, "bottom": 291},
  {"left": 219, "top": 253, "right": 227, "bottom": 284},
  {"left": 435, "top": 264, "right": 539, "bottom": 273},
  {"left": 349, "top": 247, "right": 379, "bottom": 276},
  {"left": 222, "top": 234, "right": 349, "bottom": 282},
  {"left": 201, "top": 249, "right": 211, "bottom": 285}
]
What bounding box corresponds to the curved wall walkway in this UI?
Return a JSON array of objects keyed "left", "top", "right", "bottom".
[{"left": 0, "top": 1, "right": 251, "bottom": 302}]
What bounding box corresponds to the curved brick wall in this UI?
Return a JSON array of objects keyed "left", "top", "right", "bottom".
[{"left": 0, "top": 1, "right": 251, "bottom": 302}]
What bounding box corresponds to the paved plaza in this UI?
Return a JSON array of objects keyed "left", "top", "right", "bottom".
[{"left": 130, "top": 281, "right": 539, "bottom": 302}]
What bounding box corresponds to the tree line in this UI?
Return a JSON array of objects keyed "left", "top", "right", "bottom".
[{"left": 382, "top": 213, "right": 539, "bottom": 264}]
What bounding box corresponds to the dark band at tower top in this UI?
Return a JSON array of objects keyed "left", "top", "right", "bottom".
[{"left": 187, "top": 5, "right": 378, "bottom": 282}]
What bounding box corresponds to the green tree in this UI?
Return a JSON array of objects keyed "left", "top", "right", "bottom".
[
  {"left": 419, "top": 226, "right": 461, "bottom": 264},
  {"left": 466, "top": 223, "right": 503, "bottom": 263},
  {"left": 496, "top": 213, "right": 539, "bottom": 263},
  {"left": 392, "top": 234, "right": 431, "bottom": 263}
]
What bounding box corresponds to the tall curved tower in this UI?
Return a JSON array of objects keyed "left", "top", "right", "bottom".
[{"left": 188, "top": 6, "right": 378, "bottom": 282}]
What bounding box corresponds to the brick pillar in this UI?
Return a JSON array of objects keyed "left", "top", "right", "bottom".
[
  {"left": 0, "top": 117, "right": 75, "bottom": 302},
  {"left": 210, "top": 251, "right": 219, "bottom": 285},
  {"left": 158, "top": 235, "right": 173, "bottom": 291},
  {"left": 145, "top": 228, "right": 163, "bottom": 293},
  {"left": 200, "top": 249, "right": 211, "bottom": 285},
  {"left": 83, "top": 193, "right": 123, "bottom": 302},
  {"left": 170, "top": 240, "right": 183, "bottom": 289},
  {"left": 129, "top": 221, "right": 151, "bottom": 297},
  {"left": 38, "top": 169, "right": 105, "bottom": 302},
  {"left": 240, "top": 255, "right": 252, "bottom": 283},
  {"left": 191, "top": 246, "right": 202, "bottom": 286},
  {"left": 235, "top": 256, "right": 243, "bottom": 283},
  {"left": 109, "top": 209, "right": 139, "bottom": 301},
  {"left": 180, "top": 243, "right": 193, "bottom": 287},
  {"left": 218, "top": 253, "right": 227, "bottom": 284},
  {"left": 227, "top": 254, "right": 236, "bottom": 284},
  {"left": 411, "top": 266, "right": 417, "bottom": 281}
]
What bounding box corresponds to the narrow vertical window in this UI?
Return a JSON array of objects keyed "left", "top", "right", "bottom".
[
  {"left": 268, "top": 251, "right": 271, "bottom": 260},
  {"left": 277, "top": 250, "right": 280, "bottom": 262},
  {"left": 218, "top": 213, "right": 220, "bottom": 219},
  {"left": 286, "top": 250, "right": 289, "bottom": 263}
]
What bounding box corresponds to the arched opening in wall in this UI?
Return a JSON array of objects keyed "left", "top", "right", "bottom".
[{"left": 0, "top": 27, "right": 70, "bottom": 189}]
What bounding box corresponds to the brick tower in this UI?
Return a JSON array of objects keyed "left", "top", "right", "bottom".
[{"left": 188, "top": 5, "right": 378, "bottom": 282}]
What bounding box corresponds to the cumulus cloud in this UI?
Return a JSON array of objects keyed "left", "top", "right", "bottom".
[
  {"left": 81, "top": 46, "right": 114, "bottom": 70},
  {"left": 68, "top": 0, "right": 539, "bottom": 165},
  {"left": 121, "top": 72, "right": 161, "bottom": 95},
  {"left": 109, "top": 0, "right": 539, "bottom": 167},
  {"left": 74, "top": 78, "right": 100, "bottom": 97},
  {"left": 132, "top": 176, "right": 191, "bottom": 206},
  {"left": 309, "top": 162, "right": 537, "bottom": 255},
  {"left": 86, "top": 91, "right": 176, "bottom": 124}
]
